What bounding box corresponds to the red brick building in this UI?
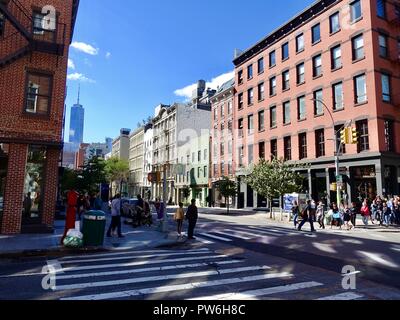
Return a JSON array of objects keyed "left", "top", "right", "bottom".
[
  {"left": 0, "top": 0, "right": 79, "bottom": 233},
  {"left": 233, "top": 0, "right": 400, "bottom": 208},
  {"left": 210, "top": 79, "right": 236, "bottom": 207}
]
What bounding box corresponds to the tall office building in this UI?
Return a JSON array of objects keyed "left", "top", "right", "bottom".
[{"left": 69, "top": 87, "right": 85, "bottom": 146}]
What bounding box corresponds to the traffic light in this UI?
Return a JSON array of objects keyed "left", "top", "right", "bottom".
[
  {"left": 340, "top": 128, "right": 349, "bottom": 145},
  {"left": 351, "top": 128, "right": 359, "bottom": 144}
]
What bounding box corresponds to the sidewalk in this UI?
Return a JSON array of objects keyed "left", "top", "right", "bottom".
[{"left": 0, "top": 213, "right": 184, "bottom": 258}]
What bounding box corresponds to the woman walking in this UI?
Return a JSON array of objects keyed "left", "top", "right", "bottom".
[
  {"left": 316, "top": 201, "right": 325, "bottom": 229},
  {"left": 292, "top": 201, "right": 300, "bottom": 229},
  {"left": 361, "top": 199, "right": 373, "bottom": 226},
  {"left": 174, "top": 202, "right": 185, "bottom": 237}
]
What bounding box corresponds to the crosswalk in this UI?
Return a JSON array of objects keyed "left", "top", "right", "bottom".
[
  {"left": 195, "top": 225, "right": 301, "bottom": 244},
  {"left": 45, "top": 247, "right": 365, "bottom": 300}
]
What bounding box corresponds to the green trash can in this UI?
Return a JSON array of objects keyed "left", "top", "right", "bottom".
[{"left": 82, "top": 210, "right": 106, "bottom": 246}]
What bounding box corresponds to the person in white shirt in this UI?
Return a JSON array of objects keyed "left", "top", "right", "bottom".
[{"left": 106, "top": 194, "right": 124, "bottom": 238}]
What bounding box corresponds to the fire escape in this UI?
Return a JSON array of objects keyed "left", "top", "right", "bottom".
[{"left": 0, "top": 0, "right": 66, "bottom": 69}]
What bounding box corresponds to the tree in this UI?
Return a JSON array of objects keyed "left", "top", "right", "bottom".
[
  {"left": 217, "top": 176, "right": 238, "bottom": 214},
  {"left": 105, "top": 157, "right": 129, "bottom": 196},
  {"left": 60, "top": 168, "right": 79, "bottom": 194},
  {"left": 246, "top": 158, "right": 306, "bottom": 218},
  {"left": 182, "top": 186, "right": 191, "bottom": 205},
  {"left": 79, "top": 156, "right": 107, "bottom": 194}
]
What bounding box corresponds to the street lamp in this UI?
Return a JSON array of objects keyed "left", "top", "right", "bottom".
[{"left": 311, "top": 98, "right": 352, "bottom": 206}]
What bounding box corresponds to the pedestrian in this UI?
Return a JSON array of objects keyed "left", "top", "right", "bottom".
[
  {"left": 350, "top": 202, "right": 359, "bottom": 227},
  {"left": 343, "top": 204, "right": 354, "bottom": 230},
  {"left": 382, "top": 202, "right": 392, "bottom": 227},
  {"left": 292, "top": 200, "right": 300, "bottom": 229},
  {"left": 136, "top": 194, "right": 144, "bottom": 227},
  {"left": 186, "top": 199, "right": 198, "bottom": 240},
  {"left": 143, "top": 199, "right": 152, "bottom": 227},
  {"left": 93, "top": 191, "right": 103, "bottom": 210},
  {"left": 174, "top": 202, "right": 185, "bottom": 237},
  {"left": 361, "top": 199, "right": 373, "bottom": 226},
  {"left": 330, "top": 203, "right": 342, "bottom": 229},
  {"left": 316, "top": 201, "right": 325, "bottom": 229},
  {"left": 23, "top": 192, "right": 32, "bottom": 218},
  {"left": 311, "top": 199, "right": 317, "bottom": 222},
  {"left": 106, "top": 194, "right": 124, "bottom": 238},
  {"left": 297, "top": 200, "right": 316, "bottom": 232}
]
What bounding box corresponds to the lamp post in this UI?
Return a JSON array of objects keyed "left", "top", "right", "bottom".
[{"left": 311, "top": 98, "right": 351, "bottom": 206}]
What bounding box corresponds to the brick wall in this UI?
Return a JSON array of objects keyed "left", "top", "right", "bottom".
[
  {"left": 42, "top": 147, "right": 60, "bottom": 227},
  {"left": 1, "top": 144, "right": 27, "bottom": 234}
]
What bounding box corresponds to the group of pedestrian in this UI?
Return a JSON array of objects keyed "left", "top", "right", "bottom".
[
  {"left": 292, "top": 194, "right": 400, "bottom": 232},
  {"left": 173, "top": 199, "right": 198, "bottom": 240},
  {"left": 76, "top": 192, "right": 103, "bottom": 220}
]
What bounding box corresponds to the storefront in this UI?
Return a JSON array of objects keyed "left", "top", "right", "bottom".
[{"left": 351, "top": 165, "right": 378, "bottom": 202}]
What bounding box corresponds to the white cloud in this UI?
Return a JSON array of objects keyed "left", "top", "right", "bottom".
[
  {"left": 67, "top": 73, "right": 96, "bottom": 83},
  {"left": 174, "top": 71, "right": 235, "bottom": 100},
  {"left": 105, "top": 52, "right": 111, "bottom": 59},
  {"left": 68, "top": 58, "right": 75, "bottom": 70},
  {"left": 71, "top": 41, "right": 99, "bottom": 55}
]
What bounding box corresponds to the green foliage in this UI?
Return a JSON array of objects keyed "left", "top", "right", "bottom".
[
  {"left": 60, "top": 168, "right": 79, "bottom": 193},
  {"left": 217, "top": 176, "right": 238, "bottom": 214},
  {"left": 104, "top": 157, "right": 130, "bottom": 193},
  {"left": 246, "top": 158, "right": 307, "bottom": 206}
]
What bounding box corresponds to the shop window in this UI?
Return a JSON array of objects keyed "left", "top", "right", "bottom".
[{"left": 23, "top": 146, "right": 47, "bottom": 219}]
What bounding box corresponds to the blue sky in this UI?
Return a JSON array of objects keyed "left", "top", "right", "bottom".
[{"left": 65, "top": 0, "right": 315, "bottom": 143}]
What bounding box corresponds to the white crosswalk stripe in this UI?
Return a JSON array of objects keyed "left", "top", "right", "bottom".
[
  {"left": 199, "top": 233, "right": 232, "bottom": 242},
  {"left": 213, "top": 230, "right": 253, "bottom": 240},
  {"left": 48, "top": 248, "right": 363, "bottom": 301}
]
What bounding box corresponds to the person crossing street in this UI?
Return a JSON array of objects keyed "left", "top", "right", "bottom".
[{"left": 186, "top": 199, "right": 198, "bottom": 240}]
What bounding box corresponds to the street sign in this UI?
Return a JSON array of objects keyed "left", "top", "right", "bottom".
[{"left": 336, "top": 175, "right": 343, "bottom": 183}]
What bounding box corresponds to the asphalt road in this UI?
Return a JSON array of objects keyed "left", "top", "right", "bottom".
[{"left": 0, "top": 209, "right": 399, "bottom": 300}]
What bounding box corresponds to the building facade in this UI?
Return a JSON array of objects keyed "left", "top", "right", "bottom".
[
  {"left": 110, "top": 128, "right": 131, "bottom": 196},
  {"left": 142, "top": 123, "right": 153, "bottom": 199},
  {"left": 233, "top": 0, "right": 400, "bottom": 208},
  {"left": 0, "top": 0, "right": 79, "bottom": 234},
  {"left": 210, "top": 79, "right": 236, "bottom": 208},
  {"left": 128, "top": 126, "right": 144, "bottom": 197}
]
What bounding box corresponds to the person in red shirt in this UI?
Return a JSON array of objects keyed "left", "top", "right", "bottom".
[
  {"left": 360, "top": 199, "right": 374, "bottom": 226},
  {"left": 61, "top": 189, "right": 78, "bottom": 244}
]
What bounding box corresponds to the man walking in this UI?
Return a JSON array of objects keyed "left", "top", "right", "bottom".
[
  {"left": 298, "top": 200, "right": 316, "bottom": 232},
  {"left": 186, "top": 199, "right": 198, "bottom": 240},
  {"left": 107, "top": 194, "right": 124, "bottom": 238}
]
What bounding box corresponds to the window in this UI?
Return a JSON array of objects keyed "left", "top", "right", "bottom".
[
  {"left": 228, "top": 140, "right": 232, "bottom": 154},
  {"left": 282, "top": 70, "right": 290, "bottom": 90},
  {"left": 228, "top": 120, "right": 233, "bottom": 135},
  {"left": 284, "top": 136, "right": 292, "bottom": 161},
  {"left": 356, "top": 120, "right": 369, "bottom": 152},
  {"left": 330, "top": 12, "right": 340, "bottom": 34},
  {"left": 221, "top": 163, "right": 225, "bottom": 176},
  {"left": 299, "top": 133, "right": 307, "bottom": 159},
  {"left": 296, "top": 34, "right": 304, "bottom": 53},
  {"left": 204, "top": 166, "right": 207, "bottom": 178},
  {"left": 315, "top": 129, "right": 325, "bottom": 158},
  {"left": 213, "top": 165, "right": 217, "bottom": 176},
  {"left": 198, "top": 151, "right": 201, "bottom": 162},
  {"left": 258, "top": 110, "right": 265, "bottom": 131},
  {"left": 282, "top": 42, "right": 289, "bottom": 60},
  {"left": 269, "top": 77, "right": 277, "bottom": 96},
  {"left": 248, "top": 145, "right": 254, "bottom": 164},
  {"left": 228, "top": 101, "right": 232, "bottom": 115},
  {"left": 350, "top": 0, "right": 362, "bottom": 22},
  {"left": 377, "top": 0, "right": 386, "bottom": 19},
  {"left": 238, "top": 118, "right": 244, "bottom": 137},
  {"left": 312, "top": 24, "right": 321, "bottom": 44},
  {"left": 213, "top": 108, "right": 218, "bottom": 121},
  {"left": 297, "top": 95, "right": 306, "bottom": 120},
  {"left": 259, "top": 142, "right": 265, "bottom": 159},
  {"left": 313, "top": 55, "right": 322, "bottom": 77},
  {"left": 198, "top": 167, "right": 201, "bottom": 178},
  {"left": 296, "top": 63, "right": 305, "bottom": 84},
  {"left": 239, "top": 145, "right": 244, "bottom": 166},
  {"left": 248, "top": 64, "right": 253, "bottom": 79},
  {"left": 331, "top": 45, "right": 342, "bottom": 70},
  {"left": 238, "top": 93, "right": 244, "bottom": 110},
  {"left": 221, "top": 103, "right": 225, "bottom": 117},
  {"left": 228, "top": 162, "right": 233, "bottom": 175},
  {"left": 384, "top": 120, "right": 394, "bottom": 152},
  {"left": 25, "top": 72, "right": 52, "bottom": 115},
  {"left": 270, "top": 106, "right": 277, "bottom": 128},
  {"left": 248, "top": 115, "right": 254, "bottom": 134},
  {"left": 283, "top": 101, "right": 291, "bottom": 125},
  {"left": 352, "top": 34, "right": 364, "bottom": 60},
  {"left": 381, "top": 73, "right": 391, "bottom": 102},
  {"left": 33, "top": 11, "right": 56, "bottom": 42},
  {"left": 313, "top": 89, "right": 323, "bottom": 116},
  {"left": 269, "top": 50, "right": 276, "bottom": 67},
  {"left": 258, "top": 82, "right": 265, "bottom": 101},
  {"left": 0, "top": 13, "right": 5, "bottom": 37},
  {"left": 379, "top": 34, "right": 388, "bottom": 58},
  {"left": 248, "top": 88, "right": 254, "bottom": 105},
  {"left": 220, "top": 143, "right": 225, "bottom": 156},
  {"left": 354, "top": 74, "right": 367, "bottom": 104},
  {"left": 238, "top": 70, "right": 244, "bottom": 85},
  {"left": 258, "top": 57, "right": 264, "bottom": 74},
  {"left": 333, "top": 82, "right": 344, "bottom": 110},
  {"left": 271, "top": 139, "right": 278, "bottom": 160}
]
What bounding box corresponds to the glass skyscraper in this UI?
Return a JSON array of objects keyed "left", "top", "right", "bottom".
[{"left": 69, "top": 102, "right": 84, "bottom": 146}]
